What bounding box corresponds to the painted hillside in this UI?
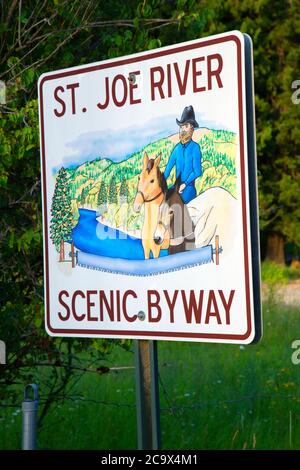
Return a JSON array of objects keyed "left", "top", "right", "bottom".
[{"left": 59, "top": 128, "right": 237, "bottom": 233}]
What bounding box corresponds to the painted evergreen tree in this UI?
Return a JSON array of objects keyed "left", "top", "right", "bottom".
[
  {"left": 119, "top": 178, "right": 129, "bottom": 203},
  {"left": 97, "top": 180, "right": 108, "bottom": 212},
  {"left": 80, "top": 187, "right": 87, "bottom": 206},
  {"left": 50, "top": 167, "right": 73, "bottom": 260},
  {"left": 80, "top": 186, "right": 91, "bottom": 206},
  {"left": 108, "top": 176, "right": 117, "bottom": 204}
]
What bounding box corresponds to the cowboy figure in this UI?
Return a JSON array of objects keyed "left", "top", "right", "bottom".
[{"left": 164, "top": 105, "right": 202, "bottom": 204}]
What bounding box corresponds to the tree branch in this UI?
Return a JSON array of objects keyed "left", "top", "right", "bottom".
[
  {"left": 18, "top": 0, "right": 22, "bottom": 47},
  {"left": 1, "top": 17, "right": 181, "bottom": 77},
  {"left": 6, "top": 0, "right": 19, "bottom": 27}
]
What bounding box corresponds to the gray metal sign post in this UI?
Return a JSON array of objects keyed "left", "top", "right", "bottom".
[
  {"left": 135, "top": 340, "right": 161, "bottom": 450},
  {"left": 22, "top": 384, "right": 39, "bottom": 450}
]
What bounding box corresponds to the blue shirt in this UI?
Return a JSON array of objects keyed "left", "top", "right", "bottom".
[{"left": 164, "top": 139, "right": 202, "bottom": 187}]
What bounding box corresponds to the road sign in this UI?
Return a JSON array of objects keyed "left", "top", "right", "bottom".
[{"left": 38, "top": 30, "right": 262, "bottom": 344}]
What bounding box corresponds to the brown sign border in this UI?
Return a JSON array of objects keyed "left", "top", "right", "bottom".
[{"left": 39, "top": 33, "right": 253, "bottom": 341}]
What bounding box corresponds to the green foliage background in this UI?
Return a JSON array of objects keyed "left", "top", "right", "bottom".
[{"left": 0, "top": 0, "right": 299, "bottom": 423}]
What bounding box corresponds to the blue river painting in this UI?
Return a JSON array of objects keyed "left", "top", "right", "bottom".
[{"left": 72, "top": 209, "right": 168, "bottom": 260}]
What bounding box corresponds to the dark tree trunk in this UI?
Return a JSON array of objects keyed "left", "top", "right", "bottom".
[
  {"left": 59, "top": 239, "right": 65, "bottom": 262},
  {"left": 265, "top": 233, "right": 285, "bottom": 264}
]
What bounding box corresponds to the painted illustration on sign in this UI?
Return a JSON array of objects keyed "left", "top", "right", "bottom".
[{"left": 50, "top": 104, "right": 237, "bottom": 275}]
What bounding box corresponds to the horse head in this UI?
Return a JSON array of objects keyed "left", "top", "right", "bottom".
[
  {"left": 154, "top": 189, "right": 179, "bottom": 247},
  {"left": 154, "top": 185, "right": 195, "bottom": 253},
  {"left": 133, "top": 151, "right": 166, "bottom": 212}
]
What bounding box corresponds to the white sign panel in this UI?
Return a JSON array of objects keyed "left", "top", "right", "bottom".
[{"left": 38, "top": 31, "right": 261, "bottom": 343}]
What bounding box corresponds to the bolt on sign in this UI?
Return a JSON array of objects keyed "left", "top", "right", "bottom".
[{"left": 38, "top": 31, "right": 262, "bottom": 344}]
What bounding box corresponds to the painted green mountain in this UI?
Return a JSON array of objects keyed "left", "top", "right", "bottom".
[{"left": 62, "top": 128, "right": 237, "bottom": 233}]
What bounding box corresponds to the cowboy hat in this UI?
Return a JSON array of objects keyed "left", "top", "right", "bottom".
[{"left": 176, "top": 105, "right": 199, "bottom": 128}]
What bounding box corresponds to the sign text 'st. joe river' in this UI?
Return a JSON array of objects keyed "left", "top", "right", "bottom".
[{"left": 52, "top": 52, "right": 224, "bottom": 116}]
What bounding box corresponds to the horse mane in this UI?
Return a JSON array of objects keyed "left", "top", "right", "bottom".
[
  {"left": 157, "top": 167, "right": 168, "bottom": 193},
  {"left": 146, "top": 157, "right": 167, "bottom": 193},
  {"left": 166, "top": 176, "right": 181, "bottom": 200}
]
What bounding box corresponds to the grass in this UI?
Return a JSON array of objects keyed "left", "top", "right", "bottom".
[
  {"left": 261, "top": 261, "right": 300, "bottom": 285},
  {"left": 1, "top": 298, "right": 300, "bottom": 450}
]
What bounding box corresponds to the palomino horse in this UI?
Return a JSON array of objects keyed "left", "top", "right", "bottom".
[
  {"left": 154, "top": 179, "right": 195, "bottom": 255},
  {"left": 133, "top": 152, "right": 168, "bottom": 259}
]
